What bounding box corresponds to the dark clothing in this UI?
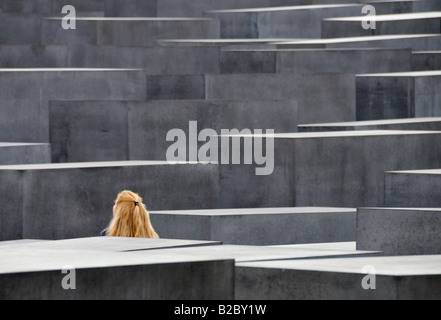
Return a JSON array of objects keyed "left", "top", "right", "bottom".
[{"left": 100, "top": 228, "right": 108, "bottom": 236}]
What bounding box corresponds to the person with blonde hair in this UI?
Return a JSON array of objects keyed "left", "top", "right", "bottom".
[{"left": 101, "top": 190, "right": 159, "bottom": 238}]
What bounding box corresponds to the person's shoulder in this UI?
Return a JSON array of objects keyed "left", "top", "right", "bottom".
[{"left": 100, "top": 228, "right": 108, "bottom": 236}]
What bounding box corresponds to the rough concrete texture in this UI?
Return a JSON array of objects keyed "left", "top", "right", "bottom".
[
  {"left": 0, "top": 143, "right": 51, "bottom": 165},
  {"left": 357, "top": 207, "right": 441, "bottom": 255},
  {"left": 385, "top": 169, "right": 441, "bottom": 207},
  {"left": 0, "top": 245, "right": 234, "bottom": 300},
  {"left": 49, "top": 99, "right": 297, "bottom": 162},
  {"left": 217, "top": 131, "right": 441, "bottom": 208},
  {"left": 149, "top": 207, "right": 357, "bottom": 245},
  {"left": 298, "top": 117, "right": 441, "bottom": 132},
  {"left": 322, "top": 12, "right": 441, "bottom": 38},
  {"left": 0, "top": 161, "right": 221, "bottom": 241},
  {"left": 236, "top": 255, "right": 441, "bottom": 299},
  {"left": 41, "top": 17, "right": 220, "bottom": 46},
  {"left": 0, "top": 68, "right": 145, "bottom": 143},
  {"left": 356, "top": 71, "right": 441, "bottom": 120}
]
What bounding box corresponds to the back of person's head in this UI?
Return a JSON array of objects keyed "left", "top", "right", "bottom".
[{"left": 106, "top": 190, "right": 159, "bottom": 238}]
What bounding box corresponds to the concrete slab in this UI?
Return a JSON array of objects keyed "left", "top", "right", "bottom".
[
  {"left": 273, "top": 34, "right": 441, "bottom": 51},
  {"left": 149, "top": 207, "right": 357, "bottom": 245},
  {"left": 157, "top": 0, "right": 311, "bottom": 17},
  {"left": 356, "top": 70, "right": 441, "bottom": 120},
  {"left": 49, "top": 99, "right": 297, "bottom": 162},
  {"left": 298, "top": 117, "right": 441, "bottom": 131},
  {"left": 205, "top": 4, "right": 364, "bottom": 38},
  {"left": 204, "top": 73, "right": 355, "bottom": 123},
  {"left": 42, "top": 17, "right": 220, "bottom": 46},
  {"left": 322, "top": 11, "right": 441, "bottom": 38},
  {"left": 0, "top": 161, "right": 220, "bottom": 241},
  {"left": 357, "top": 207, "right": 441, "bottom": 255},
  {"left": 385, "top": 169, "right": 441, "bottom": 207},
  {"left": 412, "top": 50, "right": 441, "bottom": 70},
  {"left": 0, "top": 143, "right": 51, "bottom": 165},
  {"left": 0, "top": 68, "right": 145, "bottom": 143},
  {"left": 0, "top": 0, "right": 106, "bottom": 13},
  {"left": 0, "top": 246, "right": 234, "bottom": 299},
  {"left": 0, "top": 236, "right": 221, "bottom": 252},
  {"left": 220, "top": 48, "right": 412, "bottom": 74},
  {"left": 129, "top": 243, "right": 381, "bottom": 263},
  {"left": 217, "top": 130, "right": 441, "bottom": 208},
  {"left": 236, "top": 255, "right": 441, "bottom": 299},
  {"left": 0, "top": 44, "right": 221, "bottom": 75},
  {"left": 269, "top": 241, "right": 357, "bottom": 251}
]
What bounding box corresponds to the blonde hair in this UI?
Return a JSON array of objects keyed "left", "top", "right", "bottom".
[{"left": 106, "top": 190, "right": 159, "bottom": 238}]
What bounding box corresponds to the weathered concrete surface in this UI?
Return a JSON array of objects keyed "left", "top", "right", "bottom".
[
  {"left": 205, "top": 4, "right": 364, "bottom": 39},
  {"left": 274, "top": 34, "right": 441, "bottom": 51},
  {"left": 0, "top": 161, "right": 220, "bottom": 241},
  {"left": 220, "top": 48, "right": 412, "bottom": 74},
  {"left": 412, "top": 51, "right": 441, "bottom": 70},
  {"left": 0, "top": 68, "right": 145, "bottom": 143},
  {"left": 0, "top": 245, "right": 234, "bottom": 300},
  {"left": 129, "top": 242, "right": 381, "bottom": 263},
  {"left": 385, "top": 169, "right": 441, "bottom": 207},
  {"left": 356, "top": 71, "right": 441, "bottom": 120},
  {"left": 49, "top": 99, "right": 297, "bottom": 162},
  {"left": 42, "top": 17, "right": 220, "bottom": 46},
  {"left": 0, "top": 44, "right": 221, "bottom": 74},
  {"left": 0, "top": 237, "right": 222, "bottom": 252},
  {"left": 298, "top": 117, "right": 441, "bottom": 132},
  {"left": 236, "top": 255, "right": 441, "bottom": 299},
  {"left": 322, "top": 12, "right": 441, "bottom": 38},
  {"left": 218, "top": 130, "right": 441, "bottom": 208},
  {"left": 204, "top": 73, "right": 355, "bottom": 123},
  {"left": 0, "top": 143, "right": 51, "bottom": 165},
  {"left": 149, "top": 207, "right": 357, "bottom": 245},
  {"left": 357, "top": 207, "right": 441, "bottom": 255}
]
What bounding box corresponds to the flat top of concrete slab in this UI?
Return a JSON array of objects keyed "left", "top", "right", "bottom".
[
  {"left": 150, "top": 207, "right": 356, "bottom": 216},
  {"left": 0, "top": 68, "right": 142, "bottom": 72},
  {"left": 159, "top": 38, "right": 304, "bottom": 44},
  {"left": 0, "top": 239, "right": 50, "bottom": 246},
  {"left": 46, "top": 17, "right": 215, "bottom": 21},
  {"left": 0, "top": 246, "right": 231, "bottom": 274},
  {"left": 357, "top": 70, "right": 441, "bottom": 77},
  {"left": 0, "top": 237, "right": 221, "bottom": 252},
  {"left": 207, "top": 4, "right": 361, "bottom": 14},
  {"left": 0, "top": 161, "right": 204, "bottom": 171},
  {"left": 272, "top": 34, "right": 441, "bottom": 45},
  {"left": 237, "top": 255, "right": 441, "bottom": 276},
  {"left": 387, "top": 168, "right": 441, "bottom": 174},
  {"left": 413, "top": 51, "right": 441, "bottom": 54},
  {"left": 221, "top": 130, "right": 441, "bottom": 139},
  {"left": 0, "top": 142, "right": 50, "bottom": 147},
  {"left": 359, "top": 207, "right": 441, "bottom": 212},
  {"left": 325, "top": 11, "right": 441, "bottom": 21},
  {"left": 298, "top": 117, "right": 441, "bottom": 127},
  {"left": 269, "top": 242, "right": 357, "bottom": 251},
  {"left": 222, "top": 47, "right": 406, "bottom": 52},
  {"left": 130, "top": 244, "right": 379, "bottom": 263}
]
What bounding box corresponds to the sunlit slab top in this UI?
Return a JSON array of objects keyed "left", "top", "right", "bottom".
[
  {"left": 206, "top": 4, "right": 362, "bottom": 14},
  {"left": 357, "top": 70, "right": 441, "bottom": 77},
  {"left": 299, "top": 117, "right": 441, "bottom": 128},
  {"left": 272, "top": 34, "right": 441, "bottom": 45},
  {"left": 325, "top": 11, "right": 441, "bottom": 22},
  {"left": 0, "top": 161, "right": 202, "bottom": 171},
  {"left": 0, "top": 68, "right": 142, "bottom": 72}
]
